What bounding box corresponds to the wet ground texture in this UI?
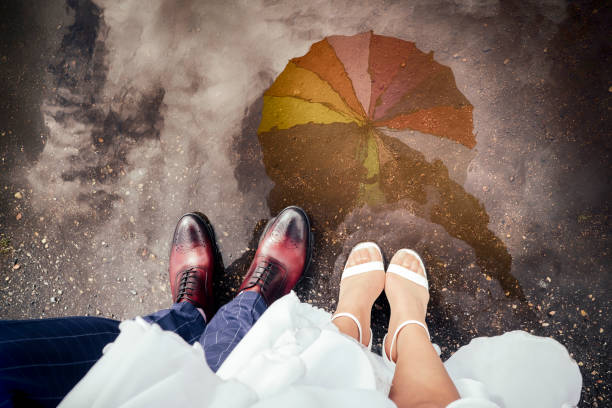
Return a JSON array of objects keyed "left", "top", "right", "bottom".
[{"left": 1, "top": 0, "right": 610, "bottom": 405}]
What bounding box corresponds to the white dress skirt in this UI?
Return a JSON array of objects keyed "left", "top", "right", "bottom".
[{"left": 59, "top": 292, "right": 582, "bottom": 408}]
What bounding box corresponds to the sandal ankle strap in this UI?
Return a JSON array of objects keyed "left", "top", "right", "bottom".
[
  {"left": 331, "top": 312, "right": 372, "bottom": 350},
  {"left": 383, "top": 320, "right": 430, "bottom": 366},
  {"left": 332, "top": 312, "right": 363, "bottom": 344}
]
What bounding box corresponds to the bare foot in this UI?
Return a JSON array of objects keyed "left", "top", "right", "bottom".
[
  {"left": 333, "top": 243, "right": 385, "bottom": 346},
  {"left": 385, "top": 249, "right": 430, "bottom": 361}
]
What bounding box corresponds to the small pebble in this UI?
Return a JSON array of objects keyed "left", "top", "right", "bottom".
[
  {"left": 14, "top": 192, "right": 22, "bottom": 199},
  {"left": 50, "top": 297, "right": 56, "bottom": 303},
  {"left": 580, "top": 310, "right": 587, "bottom": 317},
  {"left": 130, "top": 290, "right": 137, "bottom": 295},
  {"left": 542, "top": 322, "right": 550, "bottom": 327},
  {"left": 12, "top": 264, "right": 20, "bottom": 270},
  {"left": 482, "top": 185, "right": 489, "bottom": 192},
  {"left": 16, "top": 213, "right": 22, "bottom": 220},
  {"left": 503, "top": 58, "right": 510, "bottom": 65},
  {"left": 549, "top": 310, "right": 556, "bottom": 316}
]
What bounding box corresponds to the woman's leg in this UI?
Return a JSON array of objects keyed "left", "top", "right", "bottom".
[
  {"left": 385, "top": 251, "right": 459, "bottom": 408},
  {"left": 332, "top": 243, "right": 385, "bottom": 346}
]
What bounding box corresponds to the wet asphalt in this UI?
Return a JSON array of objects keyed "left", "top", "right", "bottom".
[{"left": 0, "top": 0, "right": 610, "bottom": 405}]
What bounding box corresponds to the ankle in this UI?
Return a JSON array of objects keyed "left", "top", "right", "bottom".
[
  {"left": 403, "top": 324, "right": 431, "bottom": 353},
  {"left": 386, "top": 320, "right": 430, "bottom": 362},
  {"left": 332, "top": 316, "right": 361, "bottom": 343},
  {"left": 331, "top": 311, "right": 372, "bottom": 346}
]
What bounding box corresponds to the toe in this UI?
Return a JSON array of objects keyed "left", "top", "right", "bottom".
[
  {"left": 389, "top": 249, "right": 425, "bottom": 277},
  {"left": 345, "top": 243, "right": 383, "bottom": 269}
]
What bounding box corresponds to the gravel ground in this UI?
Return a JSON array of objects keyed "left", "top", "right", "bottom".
[{"left": 0, "top": 0, "right": 610, "bottom": 405}]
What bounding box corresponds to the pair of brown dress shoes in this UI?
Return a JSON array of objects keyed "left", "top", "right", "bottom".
[{"left": 168, "top": 206, "right": 312, "bottom": 320}]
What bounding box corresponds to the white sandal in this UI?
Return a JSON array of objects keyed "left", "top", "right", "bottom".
[
  {"left": 382, "top": 249, "right": 432, "bottom": 368},
  {"left": 331, "top": 242, "right": 384, "bottom": 350}
]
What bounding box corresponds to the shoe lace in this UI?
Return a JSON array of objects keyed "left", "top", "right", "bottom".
[
  {"left": 248, "top": 260, "right": 284, "bottom": 298},
  {"left": 176, "top": 267, "right": 200, "bottom": 303}
]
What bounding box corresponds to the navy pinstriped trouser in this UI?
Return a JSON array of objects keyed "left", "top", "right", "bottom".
[{"left": 0, "top": 291, "right": 266, "bottom": 408}]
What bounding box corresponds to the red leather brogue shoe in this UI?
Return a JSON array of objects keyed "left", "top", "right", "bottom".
[
  {"left": 239, "top": 206, "right": 313, "bottom": 305},
  {"left": 169, "top": 212, "right": 220, "bottom": 320}
]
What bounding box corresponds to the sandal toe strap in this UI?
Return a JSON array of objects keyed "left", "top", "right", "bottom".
[
  {"left": 342, "top": 261, "right": 385, "bottom": 280},
  {"left": 386, "top": 264, "right": 429, "bottom": 289}
]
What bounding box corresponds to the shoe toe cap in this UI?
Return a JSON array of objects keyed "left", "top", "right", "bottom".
[
  {"left": 173, "top": 213, "right": 211, "bottom": 247},
  {"left": 273, "top": 207, "right": 310, "bottom": 243}
]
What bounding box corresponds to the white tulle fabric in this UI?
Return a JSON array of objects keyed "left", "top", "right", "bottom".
[{"left": 59, "top": 292, "right": 581, "bottom": 408}]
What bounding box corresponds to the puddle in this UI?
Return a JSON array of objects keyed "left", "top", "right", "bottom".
[{"left": 254, "top": 32, "right": 522, "bottom": 304}]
